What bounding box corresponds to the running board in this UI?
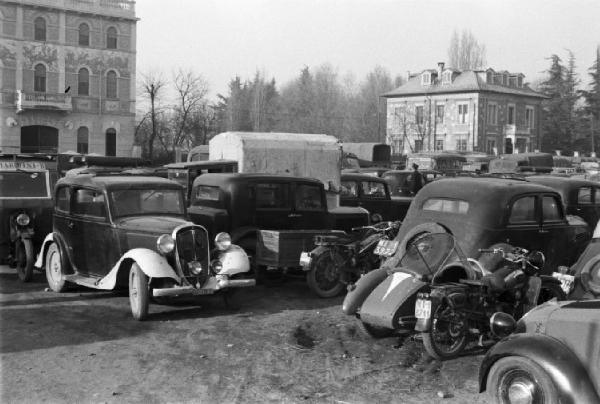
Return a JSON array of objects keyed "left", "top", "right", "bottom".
[{"left": 64, "top": 274, "right": 111, "bottom": 290}]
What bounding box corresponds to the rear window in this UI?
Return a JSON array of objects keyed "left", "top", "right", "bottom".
[
  {"left": 542, "top": 195, "right": 563, "bottom": 221},
  {"left": 73, "top": 189, "right": 106, "bottom": 218},
  {"left": 509, "top": 196, "right": 536, "bottom": 223},
  {"left": 255, "top": 183, "right": 289, "bottom": 209},
  {"left": 578, "top": 187, "right": 592, "bottom": 204},
  {"left": 422, "top": 198, "right": 469, "bottom": 214},
  {"left": 361, "top": 181, "right": 387, "bottom": 198},
  {"left": 195, "top": 185, "right": 219, "bottom": 201},
  {"left": 341, "top": 181, "right": 358, "bottom": 197}
]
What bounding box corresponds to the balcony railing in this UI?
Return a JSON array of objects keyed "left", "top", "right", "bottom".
[
  {"left": 16, "top": 90, "right": 72, "bottom": 113},
  {"left": 504, "top": 124, "right": 531, "bottom": 136},
  {"left": 14, "top": 0, "right": 135, "bottom": 18}
]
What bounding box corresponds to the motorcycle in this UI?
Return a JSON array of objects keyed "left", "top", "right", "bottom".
[
  {"left": 299, "top": 221, "right": 401, "bottom": 298},
  {"left": 414, "top": 246, "right": 566, "bottom": 360}
]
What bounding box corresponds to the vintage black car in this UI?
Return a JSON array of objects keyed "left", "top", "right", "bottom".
[
  {"left": 526, "top": 175, "right": 600, "bottom": 229},
  {"left": 480, "top": 300, "right": 600, "bottom": 404},
  {"left": 35, "top": 173, "right": 254, "bottom": 320},
  {"left": 163, "top": 160, "right": 238, "bottom": 202},
  {"left": 390, "top": 177, "right": 590, "bottom": 272},
  {"left": 187, "top": 173, "right": 369, "bottom": 269},
  {"left": 340, "top": 173, "right": 409, "bottom": 222},
  {"left": 0, "top": 155, "right": 56, "bottom": 281},
  {"left": 381, "top": 169, "right": 442, "bottom": 197}
]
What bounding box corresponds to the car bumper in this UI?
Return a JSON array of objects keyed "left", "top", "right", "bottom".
[{"left": 152, "top": 278, "right": 256, "bottom": 297}]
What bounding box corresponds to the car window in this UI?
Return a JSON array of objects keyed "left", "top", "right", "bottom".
[
  {"left": 578, "top": 187, "right": 592, "bottom": 204},
  {"left": 56, "top": 186, "right": 71, "bottom": 213},
  {"left": 422, "top": 198, "right": 469, "bottom": 214},
  {"left": 73, "top": 189, "right": 107, "bottom": 218},
  {"left": 361, "top": 181, "right": 386, "bottom": 198},
  {"left": 111, "top": 189, "right": 185, "bottom": 217},
  {"left": 509, "top": 196, "right": 536, "bottom": 223},
  {"left": 542, "top": 195, "right": 563, "bottom": 221},
  {"left": 340, "top": 181, "right": 358, "bottom": 197},
  {"left": 0, "top": 171, "right": 49, "bottom": 198},
  {"left": 255, "top": 183, "right": 289, "bottom": 209},
  {"left": 294, "top": 184, "right": 323, "bottom": 211},
  {"left": 195, "top": 185, "right": 219, "bottom": 201}
]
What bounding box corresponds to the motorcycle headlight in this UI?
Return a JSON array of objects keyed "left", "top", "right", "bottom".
[
  {"left": 214, "top": 232, "right": 231, "bottom": 251},
  {"left": 156, "top": 234, "right": 175, "bottom": 255},
  {"left": 16, "top": 213, "right": 30, "bottom": 226}
]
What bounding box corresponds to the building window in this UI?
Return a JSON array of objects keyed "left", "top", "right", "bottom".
[
  {"left": 436, "top": 105, "right": 445, "bottom": 123},
  {"left": 502, "top": 73, "right": 508, "bottom": 86},
  {"left": 442, "top": 71, "right": 452, "bottom": 84},
  {"left": 77, "top": 127, "right": 89, "bottom": 154},
  {"left": 106, "top": 26, "right": 117, "bottom": 49},
  {"left": 487, "top": 139, "right": 496, "bottom": 155},
  {"left": 34, "top": 63, "right": 46, "bottom": 92},
  {"left": 106, "top": 128, "right": 116, "bottom": 156},
  {"left": 415, "top": 106, "right": 424, "bottom": 125},
  {"left": 392, "top": 138, "right": 403, "bottom": 154},
  {"left": 435, "top": 139, "right": 444, "bottom": 151},
  {"left": 456, "top": 139, "right": 467, "bottom": 151},
  {"left": 508, "top": 104, "right": 515, "bottom": 125},
  {"left": 414, "top": 140, "right": 423, "bottom": 152},
  {"left": 34, "top": 17, "right": 46, "bottom": 41},
  {"left": 526, "top": 106, "right": 535, "bottom": 128},
  {"left": 421, "top": 72, "right": 431, "bottom": 86},
  {"left": 458, "top": 104, "right": 468, "bottom": 124},
  {"left": 106, "top": 70, "right": 117, "bottom": 98},
  {"left": 78, "top": 68, "right": 89, "bottom": 96},
  {"left": 487, "top": 103, "right": 497, "bottom": 125},
  {"left": 517, "top": 76, "right": 523, "bottom": 88},
  {"left": 79, "top": 23, "right": 90, "bottom": 46}
]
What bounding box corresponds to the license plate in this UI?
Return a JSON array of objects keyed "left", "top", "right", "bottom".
[
  {"left": 415, "top": 298, "right": 431, "bottom": 319},
  {"left": 552, "top": 272, "right": 575, "bottom": 294},
  {"left": 374, "top": 239, "right": 399, "bottom": 257},
  {"left": 299, "top": 251, "right": 312, "bottom": 267}
]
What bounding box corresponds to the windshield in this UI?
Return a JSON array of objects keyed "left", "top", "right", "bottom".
[
  {"left": 110, "top": 188, "right": 185, "bottom": 217},
  {"left": 0, "top": 171, "right": 50, "bottom": 198},
  {"left": 383, "top": 233, "right": 468, "bottom": 275}
]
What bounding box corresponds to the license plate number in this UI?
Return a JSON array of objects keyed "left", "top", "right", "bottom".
[
  {"left": 415, "top": 299, "right": 431, "bottom": 319},
  {"left": 552, "top": 272, "right": 575, "bottom": 294},
  {"left": 374, "top": 239, "right": 399, "bottom": 257},
  {"left": 299, "top": 251, "right": 311, "bottom": 267}
]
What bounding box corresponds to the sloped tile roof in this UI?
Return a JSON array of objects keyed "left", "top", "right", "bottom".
[{"left": 383, "top": 70, "right": 547, "bottom": 99}]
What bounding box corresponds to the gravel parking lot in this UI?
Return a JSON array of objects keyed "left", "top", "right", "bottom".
[{"left": 0, "top": 266, "right": 490, "bottom": 403}]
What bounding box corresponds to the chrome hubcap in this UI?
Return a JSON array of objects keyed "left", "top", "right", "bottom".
[
  {"left": 507, "top": 379, "right": 534, "bottom": 404},
  {"left": 50, "top": 252, "right": 60, "bottom": 283}
]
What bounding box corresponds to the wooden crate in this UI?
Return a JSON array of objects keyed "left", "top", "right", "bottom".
[{"left": 256, "top": 229, "right": 345, "bottom": 268}]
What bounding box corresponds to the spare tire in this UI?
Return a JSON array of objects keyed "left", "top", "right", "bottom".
[
  {"left": 396, "top": 222, "right": 448, "bottom": 258},
  {"left": 579, "top": 254, "right": 600, "bottom": 296}
]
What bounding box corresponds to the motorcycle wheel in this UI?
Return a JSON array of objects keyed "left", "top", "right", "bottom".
[
  {"left": 15, "top": 239, "right": 35, "bottom": 282},
  {"left": 306, "top": 251, "right": 345, "bottom": 298},
  {"left": 538, "top": 282, "right": 566, "bottom": 303},
  {"left": 357, "top": 320, "right": 393, "bottom": 339},
  {"left": 422, "top": 301, "right": 467, "bottom": 360}
]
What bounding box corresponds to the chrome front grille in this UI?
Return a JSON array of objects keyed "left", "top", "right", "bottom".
[{"left": 174, "top": 225, "right": 210, "bottom": 284}]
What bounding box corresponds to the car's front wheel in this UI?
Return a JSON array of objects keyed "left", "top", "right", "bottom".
[
  {"left": 15, "top": 239, "right": 34, "bottom": 282},
  {"left": 45, "top": 242, "right": 68, "bottom": 292},
  {"left": 487, "top": 356, "right": 558, "bottom": 404},
  {"left": 129, "top": 263, "right": 149, "bottom": 321}
]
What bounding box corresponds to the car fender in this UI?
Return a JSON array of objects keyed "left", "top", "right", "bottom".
[
  {"left": 34, "top": 233, "right": 54, "bottom": 268},
  {"left": 214, "top": 244, "right": 250, "bottom": 275},
  {"left": 342, "top": 267, "right": 388, "bottom": 315},
  {"left": 95, "top": 248, "right": 180, "bottom": 290},
  {"left": 479, "top": 333, "right": 599, "bottom": 403},
  {"left": 230, "top": 227, "right": 259, "bottom": 245},
  {"left": 359, "top": 270, "right": 427, "bottom": 329}
]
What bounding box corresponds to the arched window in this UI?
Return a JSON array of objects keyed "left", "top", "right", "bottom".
[
  {"left": 34, "top": 63, "right": 46, "bottom": 92},
  {"left": 106, "top": 70, "right": 117, "bottom": 98},
  {"left": 77, "top": 127, "right": 89, "bottom": 154},
  {"left": 106, "top": 26, "right": 117, "bottom": 49},
  {"left": 34, "top": 17, "right": 46, "bottom": 41},
  {"left": 105, "top": 128, "right": 116, "bottom": 156},
  {"left": 78, "top": 23, "right": 89, "bottom": 46},
  {"left": 78, "top": 67, "right": 89, "bottom": 96}
]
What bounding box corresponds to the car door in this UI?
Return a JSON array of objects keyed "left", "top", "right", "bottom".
[
  {"left": 250, "top": 181, "right": 292, "bottom": 230},
  {"left": 504, "top": 194, "right": 544, "bottom": 253},
  {"left": 539, "top": 193, "right": 572, "bottom": 268},
  {"left": 359, "top": 179, "right": 391, "bottom": 221},
  {"left": 290, "top": 182, "right": 328, "bottom": 229},
  {"left": 70, "top": 188, "right": 117, "bottom": 276},
  {"left": 53, "top": 185, "right": 74, "bottom": 263}
]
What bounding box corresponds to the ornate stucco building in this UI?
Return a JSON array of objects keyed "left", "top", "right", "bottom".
[
  {"left": 0, "top": 0, "right": 136, "bottom": 156},
  {"left": 383, "top": 62, "right": 547, "bottom": 155}
]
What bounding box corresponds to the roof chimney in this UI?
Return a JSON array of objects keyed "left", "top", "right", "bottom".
[
  {"left": 406, "top": 70, "right": 411, "bottom": 82},
  {"left": 437, "top": 62, "right": 445, "bottom": 80}
]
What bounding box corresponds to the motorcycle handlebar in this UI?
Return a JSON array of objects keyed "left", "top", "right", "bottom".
[{"left": 351, "top": 221, "right": 399, "bottom": 233}]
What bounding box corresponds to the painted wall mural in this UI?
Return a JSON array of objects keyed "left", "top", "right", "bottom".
[
  {"left": 65, "top": 51, "right": 130, "bottom": 77},
  {"left": 0, "top": 43, "right": 17, "bottom": 67},
  {"left": 22, "top": 45, "right": 59, "bottom": 70}
]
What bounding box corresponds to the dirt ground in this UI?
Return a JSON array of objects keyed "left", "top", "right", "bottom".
[{"left": 0, "top": 266, "right": 491, "bottom": 404}]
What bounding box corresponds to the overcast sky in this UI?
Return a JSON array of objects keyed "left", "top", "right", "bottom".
[{"left": 136, "top": 0, "right": 600, "bottom": 99}]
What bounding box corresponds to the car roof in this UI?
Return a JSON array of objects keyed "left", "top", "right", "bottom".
[
  {"left": 163, "top": 159, "right": 238, "bottom": 169},
  {"left": 341, "top": 173, "right": 388, "bottom": 182},
  {"left": 527, "top": 175, "right": 599, "bottom": 188},
  {"left": 382, "top": 169, "right": 441, "bottom": 175},
  {"left": 192, "top": 173, "right": 324, "bottom": 187},
  {"left": 56, "top": 174, "right": 183, "bottom": 190}
]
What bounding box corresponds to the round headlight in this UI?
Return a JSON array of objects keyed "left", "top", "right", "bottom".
[
  {"left": 16, "top": 213, "right": 30, "bottom": 226},
  {"left": 188, "top": 261, "right": 203, "bottom": 275},
  {"left": 214, "top": 232, "right": 231, "bottom": 251},
  {"left": 156, "top": 234, "right": 175, "bottom": 254}
]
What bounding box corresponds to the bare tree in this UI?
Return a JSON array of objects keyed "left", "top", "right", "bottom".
[
  {"left": 447, "top": 29, "right": 487, "bottom": 70},
  {"left": 140, "top": 71, "right": 167, "bottom": 160}
]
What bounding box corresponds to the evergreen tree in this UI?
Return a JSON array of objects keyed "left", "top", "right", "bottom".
[
  {"left": 581, "top": 46, "right": 600, "bottom": 153},
  {"left": 540, "top": 55, "right": 571, "bottom": 152}
]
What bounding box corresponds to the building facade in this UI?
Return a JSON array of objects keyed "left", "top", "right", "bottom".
[
  {"left": 0, "top": 0, "right": 136, "bottom": 156},
  {"left": 383, "top": 63, "right": 546, "bottom": 156}
]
